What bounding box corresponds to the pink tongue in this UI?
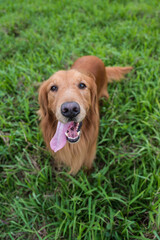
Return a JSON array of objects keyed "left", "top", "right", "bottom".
[{"left": 50, "top": 121, "right": 71, "bottom": 152}]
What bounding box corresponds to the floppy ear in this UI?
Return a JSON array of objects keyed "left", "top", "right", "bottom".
[
  {"left": 38, "top": 80, "right": 49, "bottom": 118},
  {"left": 90, "top": 80, "right": 98, "bottom": 115},
  {"left": 105, "top": 66, "right": 133, "bottom": 83}
]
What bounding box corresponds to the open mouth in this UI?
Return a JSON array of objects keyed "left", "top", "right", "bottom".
[
  {"left": 65, "top": 121, "right": 82, "bottom": 143},
  {"left": 50, "top": 120, "right": 83, "bottom": 152}
]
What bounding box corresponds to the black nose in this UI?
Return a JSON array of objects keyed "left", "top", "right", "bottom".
[{"left": 61, "top": 102, "right": 80, "bottom": 118}]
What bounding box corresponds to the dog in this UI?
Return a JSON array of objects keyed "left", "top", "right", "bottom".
[{"left": 38, "top": 56, "right": 132, "bottom": 174}]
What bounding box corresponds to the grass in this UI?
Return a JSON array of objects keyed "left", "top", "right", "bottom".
[{"left": 0, "top": 0, "right": 160, "bottom": 239}]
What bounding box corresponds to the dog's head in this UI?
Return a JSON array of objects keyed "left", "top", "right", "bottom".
[{"left": 38, "top": 69, "right": 97, "bottom": 151}]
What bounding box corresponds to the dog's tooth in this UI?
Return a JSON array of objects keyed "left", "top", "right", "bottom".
[
  {"left": 65, "top": 132, "right": 68, "bottom": 137},
  {"left": 76, "top": 123, "right": 79, "bottom": 130}
]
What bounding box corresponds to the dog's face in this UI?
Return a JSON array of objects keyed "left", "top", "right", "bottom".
[
  {"left": 48, "top": 70, "right": 93, "bottom": 123},
  {"left": 39, "top": 69, "right": 97, "bottom": 147}
]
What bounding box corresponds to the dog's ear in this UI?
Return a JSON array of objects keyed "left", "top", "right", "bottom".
[
  {"left": 105, "top": 66, "right": 133, "bottom": 83},
  {"left": 84, "top": 73, "right": 99, "bottom": 115},
  {"left": 38, "top": 80, "right": 49, "bottom": 118},
  {"left": 90, "top": 80, "right": 98, "bottom": 115}
]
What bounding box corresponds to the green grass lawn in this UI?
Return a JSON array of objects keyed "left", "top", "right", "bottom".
[{"left": 0, "top": 0, "right": 160, "bottom": 239}]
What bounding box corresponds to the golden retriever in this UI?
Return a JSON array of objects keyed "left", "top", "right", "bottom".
[{"left": 38, "top": 56, "right": 132, "bottom": 174}]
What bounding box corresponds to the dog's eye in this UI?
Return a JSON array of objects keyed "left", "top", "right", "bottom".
[
  {"left": 78, "top": 83, "right": 86, "bottom": 89},
  {"left": 51, "top": 85, "right": 58, "bottom": 92}
]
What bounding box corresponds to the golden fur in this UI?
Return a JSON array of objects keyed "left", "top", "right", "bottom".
[{"left": 38, "top": 56, "right": 132, "bottom": 174}]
